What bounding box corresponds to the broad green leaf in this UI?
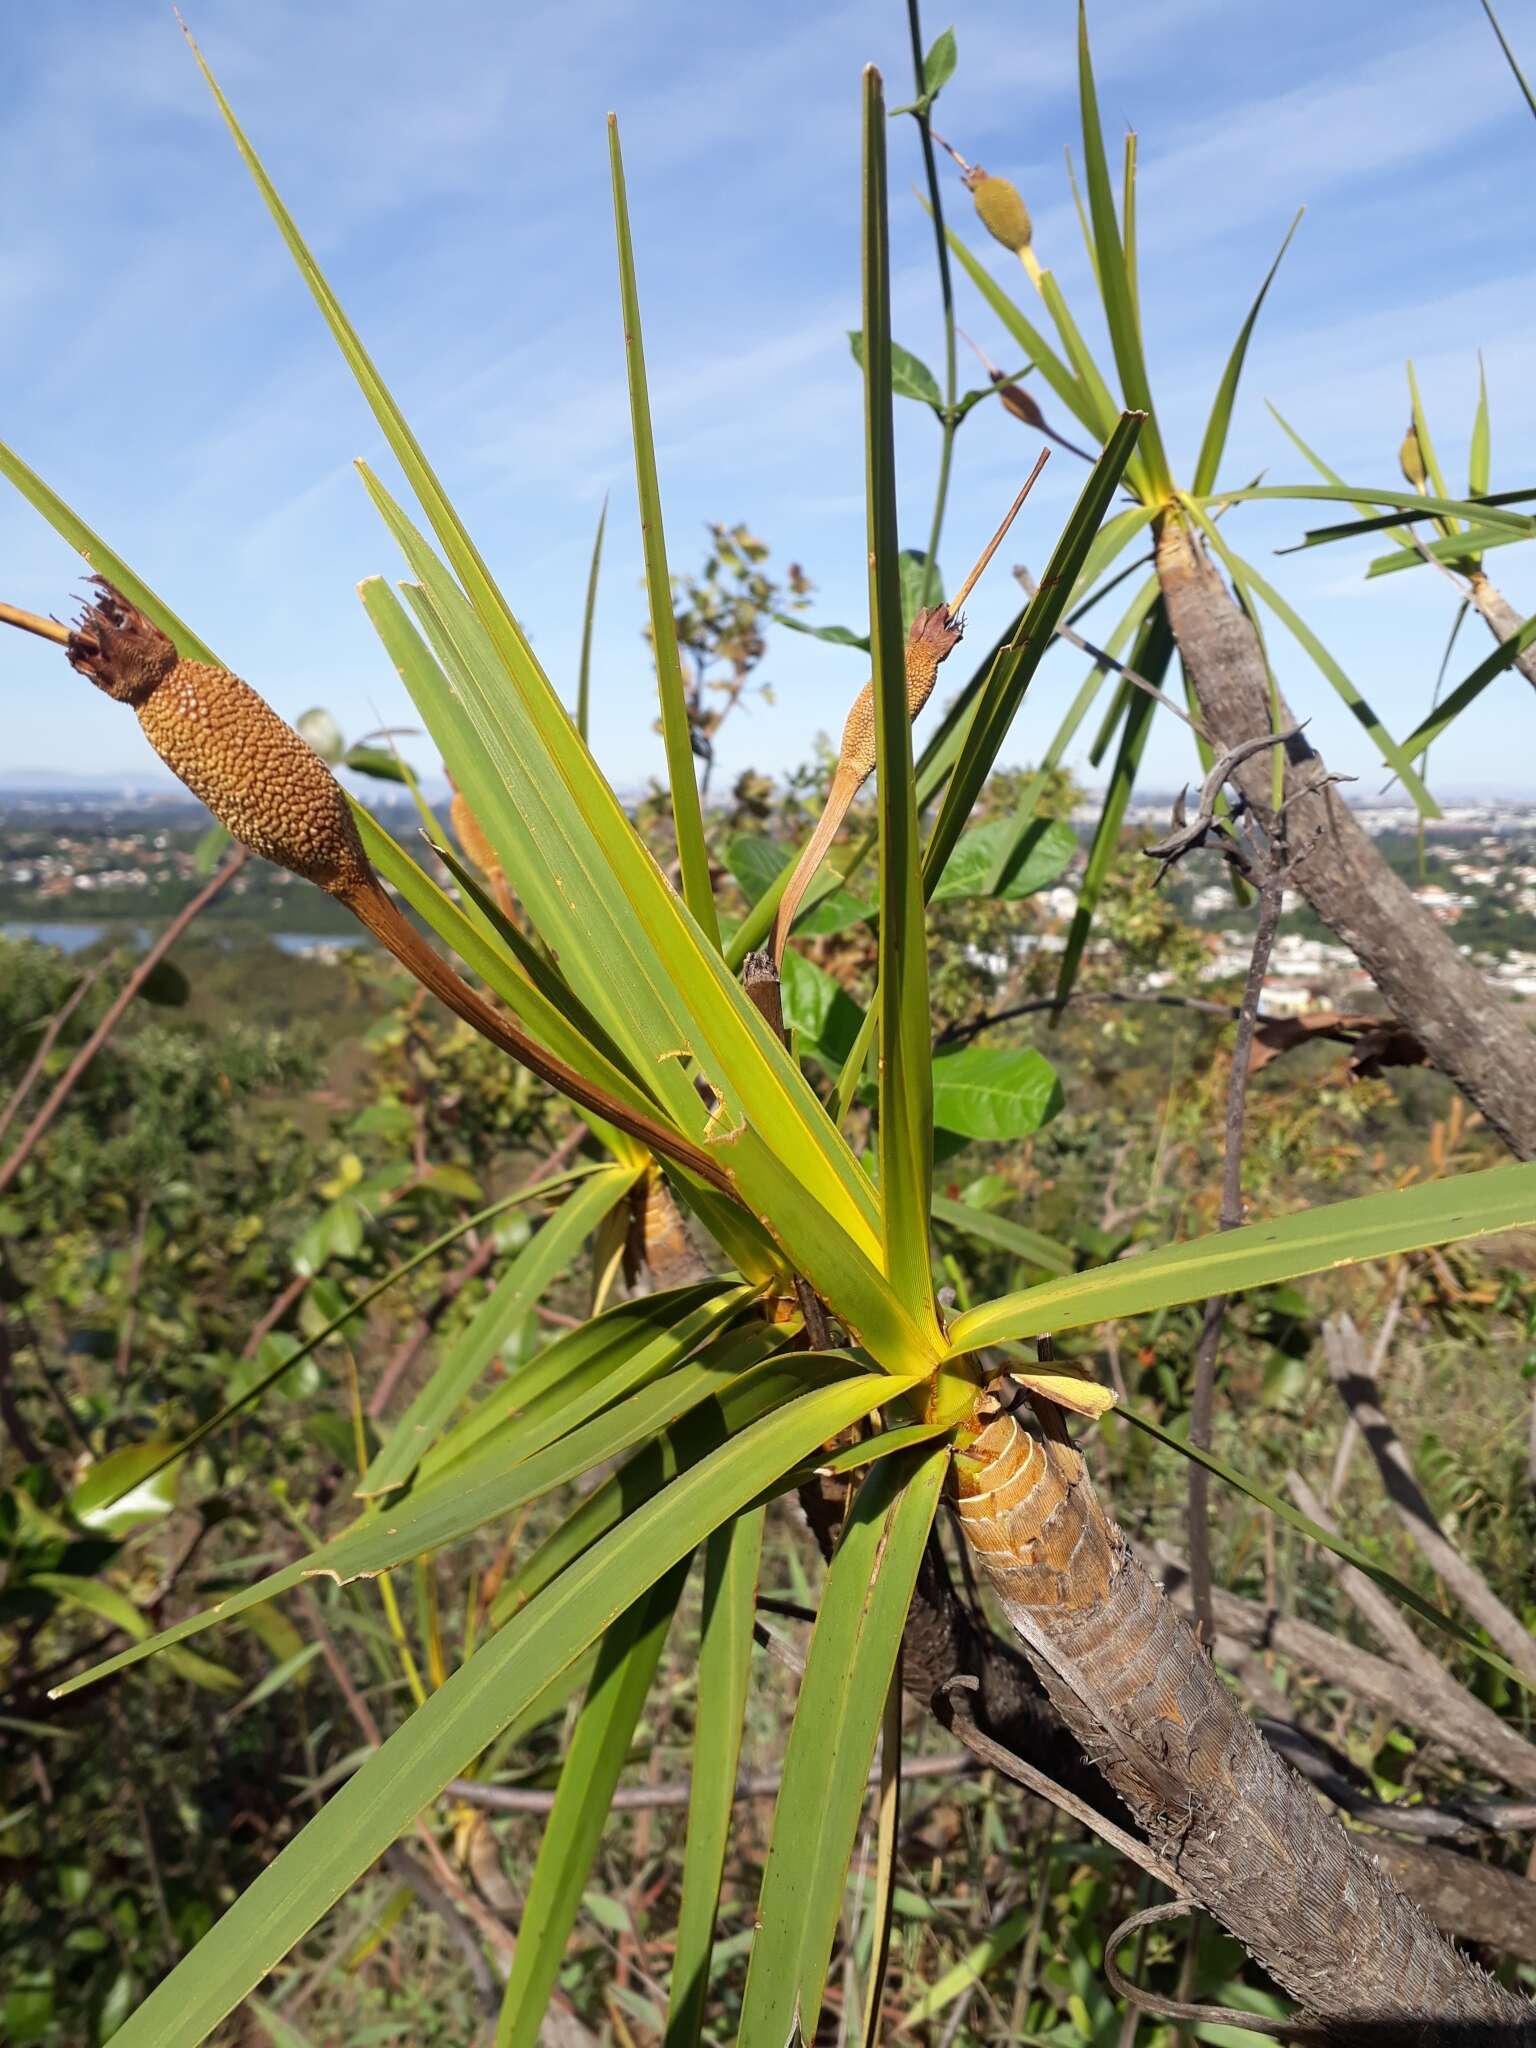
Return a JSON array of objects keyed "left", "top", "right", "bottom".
[
  {"left": 950, "top": 1159, "right": 1536, "bottom": 1352},
  {"left": 780, "top": 950, "right": 866, "bottom": 1075},
  {"left": 358, "top": 1166, "right": 639, "bottom": 1497},
  {"left": 1075, "top": 3, "right": 1171, "bottom": 497},
  {"left": 495, "top": 1562, "right": 690, "bottom": 2048},
  {"left": 930, "top": 1045, "right": 1062, "bottom": 1141},
  {"left": 70, "top": 1440, "right": 179, "bottom": 1535},
  {"left": 930, "top": 815, "right": 1075, "bottom": 904},
  {"left": 341, "top": 745, "right": 407, "bottom": 783},
  {"left": 1053, "top": 600, "right": 1170, "bottom": 1007},
  {"left": 1191, "top": 210, "right": 1302, "bottom": 496},
  {"left": 848, "top": 330, "right": 942, "bottom": 411},
  {"left": 771, "top": 612, "right": 870, "bottom": 651},
  {"left": 577, "top": 494, "right": 607, "bottom": 744},
  {"left": 103, "top": 1369, "right": 903, "bottom": 2048},
  {"left": 609, "top": 117, "right": 718, "bottom": 946},
  {"left": 862, "top": 68, "right": 939, "bottom": 1331},
  {"left": 726, "top": 836, "right": 870, "bottom": 936},
  {"left": 1402, "top": 610, "right": 1536, "bottom": 760},
  {"left": 899, "top": 547, "right": 942, "bottom": 629},
  {"left": 930, "top": 1192, "right": 1073, "bottom": 1276},
  {"left": 922, "top": 26, "right": 957, "bottom": 98},
  {"left": 295, "top": 707, "right": 345, "bottom": 762},
  {"left": 921, "top": 412, "right": 1144, "bottom": 894},
  {"left": 664, "top": 1509, "right": 764, "bottom": 2048},
  {"left": 54, "top": 1311, "right": 792, "bottom": 1703},
  {"left": 737, "top": 1442, "right": 947, "bottom": 2044}
]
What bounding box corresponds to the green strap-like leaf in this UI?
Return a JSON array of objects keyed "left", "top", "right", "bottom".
[
  {"left": 577, "top": 494, "right": 608, "bottom": 744},
  {"left": 1401, "top": 608, "right": 1536, "bottom": 760},
  {"left": 737, "top": 1441, "right": 948, "bottom": 2045},
  {"left": 1052, "top": 599, "right": 1171, "bottom": 1009},
  {"left": 950, "top": 1159, "right": 1536, "bottom": 1352},
  {"left": 922, "top": 412, "right": 1144, "bottom": 891},
  {"left": 358, "top": 1166, "right": 641, "bottom": 1498},
  {"left": 1074, "top": 3, "right": 1171, "bottom": 499},
  {"left": 664, "top": 1508, "right": 765, "bottom": 2047},
  {"left": 930, "top": 1194, "right": 1073, "bottom": 1277},
  {"left": 54, "top": 1317, "right": 795, "bottom": 1701},
  {"left": 1191, "top": 211, "right": 1302, "bottom": 496},
  {"left": 862, "top": 67, "right": 938, "bottom": 1326},
  {"left": 609, "top": 117, "right": 719, "bottom": 947},
  {"left": 103, "top": 1369, "right": 903, "bottom": 2048},
  {"left": 495, "top": 1560, "right": 692, "bottom": 2048}
]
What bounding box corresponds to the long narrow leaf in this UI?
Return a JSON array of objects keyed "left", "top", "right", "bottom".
[
  {"left": 863, "top": 67, "right": 937, "bottom": 1324},
  {"left": 737, "top": 1442, "right": 948, "bottom": 2044},
  {"left": 1192, "top": 212, "right": 1302, "bottom": 496},
  {"left": 609, "top": 117, "right": 718, "bottom": 945},
  {"left": 1401, "top": 608, "right": 1536, "bottom": 759},
  {"left": 1074, "top": 3, "right": 1171, "bottom": 497},
  {"left": 103, "top": 1369, "right": 903, "bottom": 2048},
  {"left": 359, "top": 1166, "right": 639, "bottom": 1497},
  {"left": 577, "top": 495, "right": 608, "bottom": 744},
  {"left": 665, "top": 1509, "right": 765, "bottom": 2047},
  {"left": 55, "top": 1318, "right": 796, "bottom": 1699},
  {"left": 1052, "top": 601, "right": 1171, "bottom": 1008},
  {"left": 495, "top": 1561, "right": 691, "bottom": 2048},
  {"left": 922, "top": 413, "right": 1143, "bottom": 890},
  {"left": 949, "top": 1159, "right": 1536, "bottom": 1352}
]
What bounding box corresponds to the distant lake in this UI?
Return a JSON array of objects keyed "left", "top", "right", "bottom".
[{"left": 3, "top": 922, "right": 369, "bottom": 958}]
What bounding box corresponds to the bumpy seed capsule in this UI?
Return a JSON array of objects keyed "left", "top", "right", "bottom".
[
  {"left": 965, "top": 166, "right": 1032, "bottom": 254},
  {"left": 60, "top": 580, "right": 735, "bottom": 1196},
  {"left": 1399, "top": 422, "right": 1426, "bottom": 491},
  {"left": 67, "top": 580, "right": 372, "bottom": 897}
]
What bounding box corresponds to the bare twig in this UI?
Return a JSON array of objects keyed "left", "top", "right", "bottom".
[
  {"left": 0, "top": 849, "right": 251, "bottom": 1201},
  {"left": 447, "top": 1750, "right": 979, "bottom": 1817},
  {"left": 1323, "top": 1314, "right": 1536, "bottom": 1689},
  {"left": 0, "top": 964, "right": 101, "bottom": 1149},
  {"left": 937, "top": 985, "right": 1267, "bottom": 1051}
]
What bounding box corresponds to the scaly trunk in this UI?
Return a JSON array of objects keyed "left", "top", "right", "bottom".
[
  {"left": 955, "top": 1403, "right": 1533, "bottom": 2038},
  {"left": 1467, "top": 571, "right": 1536, "bottom": 693},
  {"left": 1155, "top": 515, "right": 1536, "bottom": 1160}
]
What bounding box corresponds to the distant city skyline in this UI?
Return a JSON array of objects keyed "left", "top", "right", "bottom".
[{"left": 2, "top": 0, "right": 1534, "bottom": 798}]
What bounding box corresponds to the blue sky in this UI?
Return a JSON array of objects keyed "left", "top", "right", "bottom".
[{"left": 2, "top": 0, "right": 1533, "bottom": 799}]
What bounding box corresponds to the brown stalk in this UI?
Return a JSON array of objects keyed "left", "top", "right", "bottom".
[
  {"left": 5, "top": 581, "right": 735, "bottom": 1198},
  {"left": 1155, "top": 512, "right": 1536, "bottom": 1158},
  {"left": 1465, "top": 572, "right": 1536, "bottom": 694}
]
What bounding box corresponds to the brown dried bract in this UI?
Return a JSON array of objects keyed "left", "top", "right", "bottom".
[{"left": 67, "top": 580, "right": 179, "bottom": 704}]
